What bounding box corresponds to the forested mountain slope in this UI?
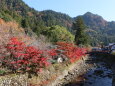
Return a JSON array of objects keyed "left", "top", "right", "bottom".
[
  {"left": 1, "top": 0, "right": 115, "bottom": 45},
  {"left": 75, "top": 12, "right": 115, "bottom": 45}
]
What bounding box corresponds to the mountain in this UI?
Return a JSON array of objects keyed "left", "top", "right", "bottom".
[
  {"left": 0, "top": 0, "right": 46, "bottom": 34},
  {"left": 1, "top": 0, "right": 115, "bottom": 46},
  {"left": 0, "top": 0, "right": 74, "bottom": 43},
  {"left": 74, "top": 12, "right": 115, "bottom": 45},
  {"left": 0, "top": 0, "right": 73, "bottom": 33},
  {"left": 39, "top": 10, "right": 73, "bottom": 29},
  {"left": 81, "top": 12, "right": 108, "bottom": 30}
]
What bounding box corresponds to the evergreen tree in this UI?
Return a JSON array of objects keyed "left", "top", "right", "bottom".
[
  {"left": 73, "top": 16, "right": 89, "bottom": 46},
  {"left": 21, "top": 19, "right": 29, "bottom": 28}
]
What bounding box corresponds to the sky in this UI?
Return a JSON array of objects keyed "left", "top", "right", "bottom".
[{"left": 23, "top": 0, "right": 115, "bottom": 21}]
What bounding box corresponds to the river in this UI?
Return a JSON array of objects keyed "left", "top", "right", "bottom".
[
  {"left": 83, "top": 62, "right": 112, "bottom": 86},
  {"left": 65, "top": 56, "right": 113, "bottom": 86}
]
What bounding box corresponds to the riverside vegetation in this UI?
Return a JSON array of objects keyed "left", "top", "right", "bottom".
[
  {"left": 1, "top": 0, "right": 115, "bottom": 86},
  {"left": 0, "top": 18, "right": 88, "bottom": 85},
  {"left": 0, "top": 1, "right": 98, "bottom": 85}
]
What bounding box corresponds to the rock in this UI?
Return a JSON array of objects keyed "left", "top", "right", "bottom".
[
  {"left": 93, "top": 70, "right": 104, "bottom": 76},
  {"left": 57, "top": 57, "right": 63, "bottom": 63},
  {"left": 88, "top": 75, "right": 92, "bottom": 77}
]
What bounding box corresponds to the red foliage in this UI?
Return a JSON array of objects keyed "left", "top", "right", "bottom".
[
  {"left": 56, "top": 42, "right": 87, "bottom": 63},
  {"left": 0, "top": 37, "right": 49, "bottom": 73},
  {"left": 0, "top": 37, "right": 87, "bottom": 74},
  {"left": 48, "top": 49, "right": 57, "bottom": 56}
]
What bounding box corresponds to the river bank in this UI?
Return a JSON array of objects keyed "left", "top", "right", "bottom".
[
  {"left": 0, "top": 55, "right": 93, "bottom": 86},
  {"left": 60, "top": 54, "right": 114, "bottom": 86},
  {"left": 53, "top": 56, "right": 93, "bottom": 86},
  {"left": 1, "top": 54, "right": 114, "bottom": 86},
  {"left": 93, "top": 53, "right": 115, "bottom": 86},
  {"left": 0, "top": 55, "right": 92, "bottom": 86},
  {"left": 83, "top": 56, "right": 112, "bottom": 86}
]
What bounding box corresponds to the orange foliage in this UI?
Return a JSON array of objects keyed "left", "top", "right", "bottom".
[
  {"left": 0, "top": 19, "right": 4, "bottom": 24},
  {"left": 0, "top": 18, "right": 37, "bottom": 46}
]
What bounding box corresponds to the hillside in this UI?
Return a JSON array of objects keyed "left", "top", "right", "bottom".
[
  {"left": 81, "top": 12, "right": 108, "bottom": 30},
  {"left": 0, "top": 0, "right": 45, "bottom": 36},
  {"left": 75, "top": 12, "right": 115, "bottom": 45},
  {"left": 0, "top": 18, "right": 39, "bottom": 46},
  {"left": 39, "top": 10, "right": 73, "bottom": 29},
  {"left": 0, "top": 0, "right": 73, "bottom": 34},
  {"left": 1, "top": 0, "right": 115, "bottom": 46}
]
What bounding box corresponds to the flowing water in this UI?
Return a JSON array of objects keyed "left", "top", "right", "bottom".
[
  {"left": 65, "top": 56, "right": 113, "bottom": 86},
  {"left": 83, "top": 62, "right": 112, "bottom": 86}
]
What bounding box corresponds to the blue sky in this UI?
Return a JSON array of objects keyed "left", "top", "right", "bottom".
[{"left": 23, "top": 0, "right": 115, "bottom": 21}]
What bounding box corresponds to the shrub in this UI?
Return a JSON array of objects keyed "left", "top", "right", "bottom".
[
  {"left": 0, "top": 37, "right": 49, "bottom": 74},
  {"left": 0, "top": 70, "right": 5, "bottom": 75},
  {"left": 0, "top": 37, "right": 87, "bottom": 75},
  {"left": 56, "top": 42, "right": 87, "bottom": 63}
]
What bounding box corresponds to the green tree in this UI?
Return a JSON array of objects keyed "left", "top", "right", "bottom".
[
  {"left": 73, "top": 16, "right": 89, "bottom": 46},
  {"left": 42, "top": 25, "right": 74, "bottom": 42},
  {"left": 21, "top": 19, "right": 29, "bottom": 28}
]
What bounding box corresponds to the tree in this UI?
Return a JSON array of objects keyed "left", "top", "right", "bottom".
[
  {"left": 73, "top": 16, "right": 89, "bottom": 46},
  {"left": 21, "top": 19, "right": 29, "bottom": 28},
  {"left": 44, "top": 25, "right": 74, "bottom": 42}
]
